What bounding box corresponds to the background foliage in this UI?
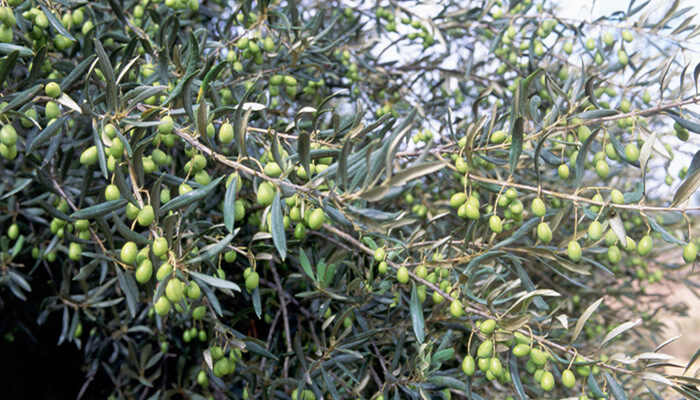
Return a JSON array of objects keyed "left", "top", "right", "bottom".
[{"left": 1, "top": 0, "right": 700, "bottom": 399}]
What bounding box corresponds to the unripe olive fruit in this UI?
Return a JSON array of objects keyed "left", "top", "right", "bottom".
[
  {"left": 374, "top": 247, "right": 385, "bottom": 261},
  {"left": 307, "top": 208, "right": 326, "bottom": 230},
  {"left": 449, "top": 300, "right": 463, "bottom": 317},
  {"left": 577, "top": 125, "right": 591, "bottom": 142},
  {"left": 529, "top": 348, "right": 547, "bottom": 365},
  {"left": 193, "top": 305, "right": 206, "bottom": 319},
  {"left": 245, "top": 271, "right": 259, "bottom": 291},
  {"left": 477, "top": 340, "right": 493, "bottom": 358},
  {"left": 462, "top": 355, "right": 476, "bottom": 376},
  {"left": 105, "top": 184, "right": 120, "bottom": 201},
  {"left": 540, "top": 371, "right": 554, "bottom": 391},
  {"left": 611, "top": 189, "right": 624, "bottom": 204},
  {"left": 625, "top": 143, "right": 639, "bottom": 162},
  {"left": 595, "top": 160, "right": 610, "bottom": 179},
  {"left": 165, "top": 278, "right": 184, "bottom": 302},
  {"left": 450, "top": 192, "right": 467, "bottom": 209},
  {"left": 219, "top": 122, "right": 233, "bottom": 144},
  {"left": 489, "top": 215, "right": 503, "bottom": 233},
  {"left": 264, "top": 162, "right": 282, "bottom": 177},
  {"left": 607, "top": 245, "right": 621, "bottom": 264},
  {"left": 557, "top": 164, "right": 570, "bottom": 179},
  {"left": 455, "top": 157, "right": 469, "bottom": 173},
  {"left": 121, "top": 242, "right": 138, "bottom": 264},
  {"left": 0, "top": 125, "right": 17, "bottom": 146},
  {"left": 186, "top": 281, "right": 201, "bottom": 299},
  {"left": 137, "top": 205, "right": 155, "bottom": 226},
  {"left": 79, "top": 146, "right": 98, "bottom": 165},
  {"left": 256, "top": 182, "right": 275, "bottom": 206},
  {"left": 531, "top": 197, "right": 546, "bottom": 217},
  {"left": 224, "top": 250, "right": 237, "bottom": 263},
  {"left": 153, "top": 236, "right": 168, "bottom": 257},
  {"left": 8, "top": 223, "right": 19, "bottom": 239},
  {"left": 464, "top": 202, "right": 479, "bottom": 220},
  {"left": 45, "top": 101, "right": 60, "bottom": 119},
  {"left": 537, "top": 222, "right": 552, "bottom": 244},
  {"left": 562, "top": 369, "right": 576, "bottom": 388},
  {"left": 72, "top": 218, "right": 89, "bottom": 233},
  {"left": 489, "top": 357, "right": 503, "bottom": 376},
  {"left": 637, "top": 235, "right": 652, "bottom": 256},
  {"left": 294, "top": 223, "right": 306, "bottom": 239},
  {"left": 68, "top": 242, "right": 82, "bottom": 260},
  {"left": 110, "top": 138, "right": 124, "bottom": 158},
  {"left": 567, "top": 240, "right": 582, "bottom": 262},
  {"left": 135, "top": 260, "right": 153, "bottom": 283},
  {"left": 197, "top": 370, "right": 208, "bottom": 387},
  {"left": 513, "top": 343, "right": 530, "bottom": 357},
  {"left": 490, "top": 130, "right": 506, "bottom": 144},
  {"left": 158, "top": 115, "right": 174, "bottom": 134},
  {"left": 618, "top": 49, "right": 628, "bottom": 65},
  {"left": 396, "top": 266, "right": 409, "bottom": 284},
  {"left": 156, "top": 262, "right": 173, "bottom": 281},
  {"left": 563, "top": 41, "right": 573, "bottom": 54},
  {"left": 377, "top": 261, "right": 388, "bottom": 274},
  {"left": 154, "top": 296, "right": 170, "bottom": 315},
  {"left": 683, "top": 242, "right": 697, "bottom": 263},
  {"left": 45, "top": 82, "right": 61, "bottom": 98},
  {"left": 414, "top": 265, "right": 427, "bottom": 279},
  {"left": 480, "top": 319, "right": 497, "bottom": 334},
  {"left": 126, "top": 202, "right": 139, "bottom": 220}
]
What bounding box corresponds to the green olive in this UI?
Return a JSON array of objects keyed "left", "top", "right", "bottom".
[
  {"left": 540, "top": 371, "right": 554, "bottom": 391},
  {"left": 513, "top": 343, "right": 530, "bottom": 357},
  {"left": 595, "top": 160, "right": 610, "bottom": 179},
  {"left": 105, "top": 184, "right": 120, "bottom": 201},
  {"left": 158, "top": 115, "right": 174, "bottom": 134},
  {"left": 477, "top": 340, "right": 493, "bottom": 358},
  {"left": 531, "top": 197, "right": 546, "bottom": 217},
  {"left": 489, "top": 215, "right": 503, "bottom": 233},
  {"left": 537, "top": 222, "right": 552, "bottom": 244},
  {"left": 186, "top": 281, "right": 201, "bottom": 299},
  {"left": 137, "top": 205, "right": 155, "bottom": 226},
  {"left": 682, "top": 242, "right": 697, "bottom": 263},
  {"left": 529, "top": 348, "right": 547, "bottom": 365},
  {"left": 153, "top": 236, "right": 168, "bottom": 257},
  {"left": 567, "top": 241, "right": 582, "bottom": 262},
  {"left": 121, "top": 242, "right": 138, "bottom": 264},
  {"left": 165, "top": 278, "right": 184, "bottom": 302},
  {"left": 245, "top": 271, "right": 259, "bottom": 291},
  {"left": 374, "top": 247, "right": 385, "bottom": 262},
  {"left": 154, "top": 296, "right": 170, "bottom": 316},
  {"left": 449, "top": 300, "right": 463, "bottom": 317},
  {"left": 611, "top": 189, "right": 624, "bottom": 204},
  {"left": 256, "top": 182, "right": 275, "bottom": 206},
  {"left": 450, "top": 192, "right": 467, "bottom": 209},
  {"left": 8, "top": 223, "right": 19, "bottom": 240},
  {"left": 562, "top": 369, "right": 576, "bottom": 388},
  {"left": 307, "top": 208, "right": 326, "bottom": 230},
  {"left": 156, "top": 262, "right": 173, "bottom": 281},
  {"left": 480, "top": 319, "right": 497, "bottom": 334},
  {"left": 0, "top": 125, "right": 17, "bottom": 146},
  {"left": 587, "top": 221, "right": 603, "bottom": 241},
  {"left": 68, "top": 242, "right": 82, "bottom": 260},
  {"left": 461, "top": 355, "right": 476, "bottom": 376},
  {"left": 135, "top": 260, "right": 153, "bottom": 283},
  {"left": 396, "top": 266, "right": 409, "bottom": 284},
  {"left": 45, "top": 82, "right": 61, "bottom": 98}
]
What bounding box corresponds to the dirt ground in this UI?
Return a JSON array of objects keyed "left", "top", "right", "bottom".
[{"left": 654, "top": 280, "right": 700, "bottom": 377}]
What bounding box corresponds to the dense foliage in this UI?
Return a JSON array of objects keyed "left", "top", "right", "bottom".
[{"left": 1, "top": 0, "right": 700, "bottom": 398}]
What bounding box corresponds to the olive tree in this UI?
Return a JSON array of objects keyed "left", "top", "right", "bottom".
[{"left": 0, "top": 0, "right": 699, "bottom": 399}]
